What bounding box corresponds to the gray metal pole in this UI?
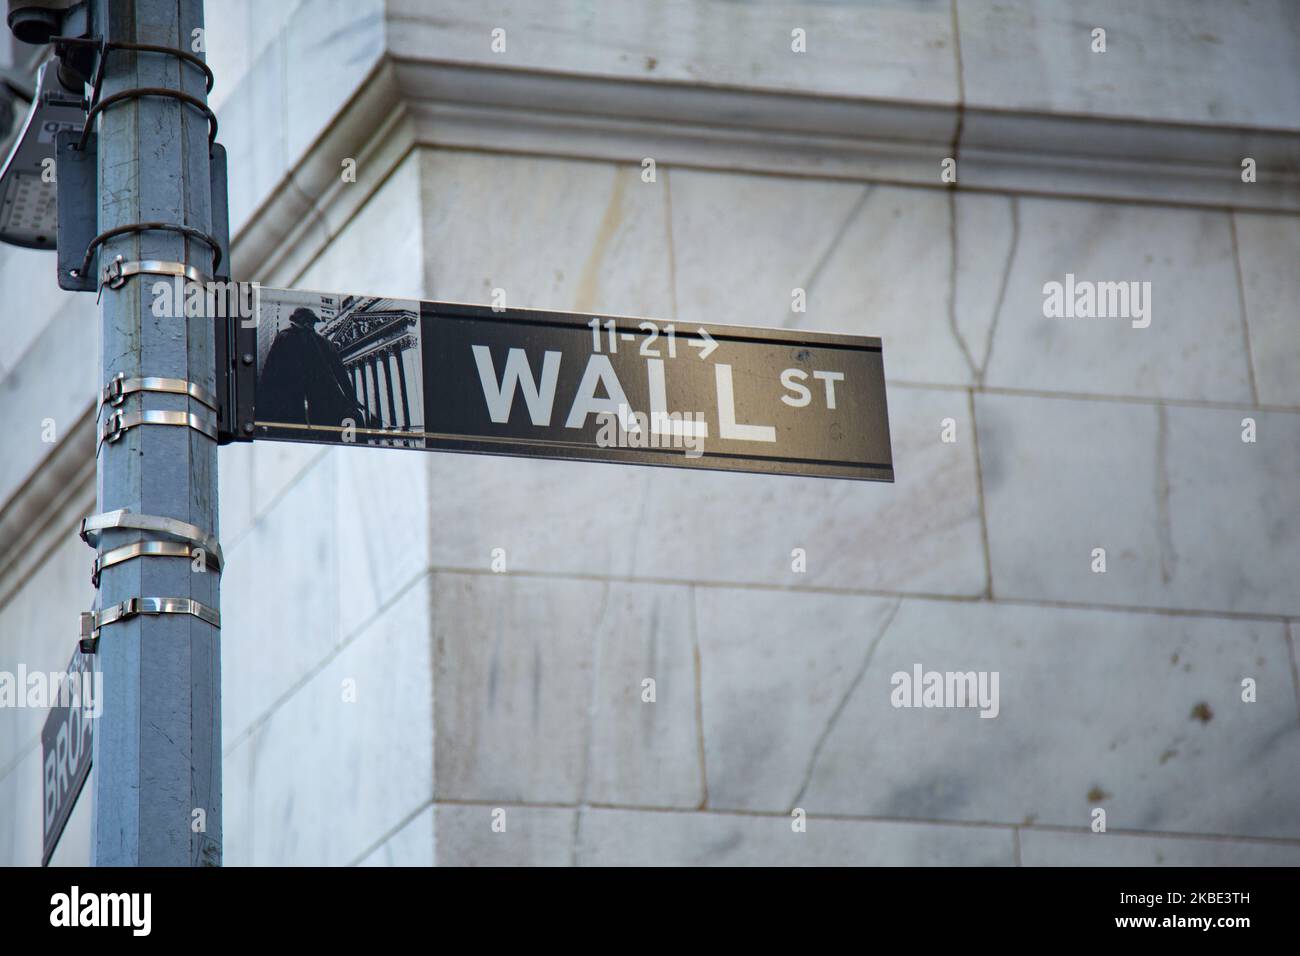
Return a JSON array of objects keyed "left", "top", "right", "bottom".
[{"left": 91, "top": 0, "right": 220, "bottom": 866}]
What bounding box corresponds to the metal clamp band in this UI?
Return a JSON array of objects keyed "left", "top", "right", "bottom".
[
  {"left": 98, "top": 408, "right": 218, "bottom": 451},
  {"left": 100, "top": 255, "right": 212, "bottom": 292},
  {"left": 80, "top": 596, "right": 221, "bottom": 653},
  {"left": 79, "top": 86, "right": 218, "bottom": 153},
  {"left": 80, "top": 508, "right": 223, "bottom": 568},
  {"left": 75, "top": 221, "right": 223, "bottom": 284},
  {"left": 51, "top": 36, "right": 216, "bottom": 94},
  {"left": 101, "top": 371, "right": 218, "bottom": 413},
  {"left": 91, "top": 540, "right": 223, "bottom": 588}
]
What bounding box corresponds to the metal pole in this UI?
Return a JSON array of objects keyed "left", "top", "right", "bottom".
[{"left": 91, "top": 0, "right": 220, "bottom": 866}]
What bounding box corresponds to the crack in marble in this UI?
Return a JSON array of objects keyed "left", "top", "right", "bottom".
[
  {"left": 947, "top": 190, "right": 978, "bottom": 377},
  {"left": 977, "top": 195, "right": 1021, "bottom": 384},
  {"left": 789, "top": 598, "right": 903, "bottom": 811},
  {"left": 1155, "top": 404, "right": 1177, "bottom": 585},
  {"left": 690, "top": 586, "right": 709, "bottom": 809},
  {"left": 571, "top": 580, "right": 613, "bottom": 865},
  {"left": 573, "top": 171, "right": 628, "bottom": 314},
  {"left": 664, "top": 167, "right": 680, "bottom": 322},
  {"left": 782, "top": 184, "right": 872, "bottom": 329}
]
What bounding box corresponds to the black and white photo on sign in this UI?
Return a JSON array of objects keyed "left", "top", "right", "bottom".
[{"left": 255, "top": 288, "right": 424, "bottom": 444}]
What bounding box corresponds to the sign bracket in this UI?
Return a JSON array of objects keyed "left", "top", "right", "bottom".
[{"left": 215, "top": 299, "right": 257, "bottom": 445}]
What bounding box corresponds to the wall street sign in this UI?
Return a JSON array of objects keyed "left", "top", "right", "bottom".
[{"left": 246, "top": 288, "right": 893, "bottom": 481}]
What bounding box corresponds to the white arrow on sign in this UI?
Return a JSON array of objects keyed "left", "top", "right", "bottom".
[{"left": 689, "top": 328, "right": 717, "bottom": 360}]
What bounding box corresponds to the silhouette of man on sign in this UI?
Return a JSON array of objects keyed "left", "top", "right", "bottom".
[{"left": 259, "top": 307, "right": 371, "bottom": 429}]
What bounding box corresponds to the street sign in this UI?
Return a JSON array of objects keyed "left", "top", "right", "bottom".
[
  {"left": 247, "top": 288, "right": 893, "bottom": 481},
  {"left": 41, "top": 647, "right": 97, "bottom": 866}
]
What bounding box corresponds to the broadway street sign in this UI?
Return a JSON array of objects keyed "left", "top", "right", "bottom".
[
  {"left": 40, "top": 647, "right": 98, "bottom": 866},
  {"left": 237, "top": 287, "right": 892, "bottom": 481}
]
